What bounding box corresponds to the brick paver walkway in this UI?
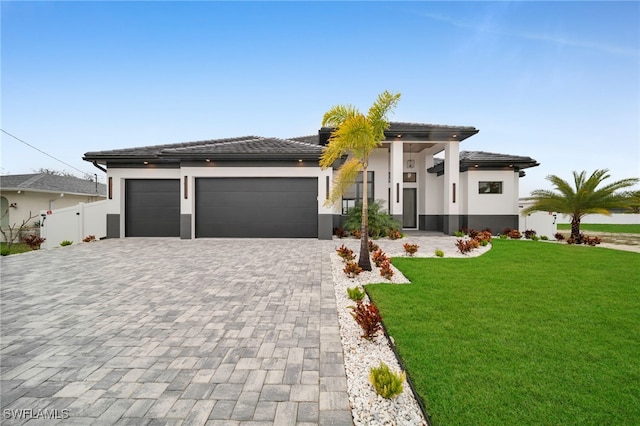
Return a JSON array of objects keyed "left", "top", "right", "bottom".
[{"left": 1, "top": 238, "right": 352, "bottom": 425}]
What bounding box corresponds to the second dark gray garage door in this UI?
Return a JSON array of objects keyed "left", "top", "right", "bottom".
[{"left": 195, "top": 178, "right": 318, "bottom": 238}]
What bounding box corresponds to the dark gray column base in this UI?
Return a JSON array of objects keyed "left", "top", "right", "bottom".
[
  {"left": 106, "top": 214, "right": 120, "bottom": 238},
  {"left": 318, "top": 215, "right": 333, "bottom": 240},
  {"left": 180, "top": 214, "right": 192, "bottom": 239}
]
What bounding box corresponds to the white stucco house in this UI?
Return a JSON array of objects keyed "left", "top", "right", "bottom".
[
  {"left": 0, "top": 173, "right": 106, "bottom": 238},
  {"left": 82, "top": 122, "right": 539, "bottom": 240}
]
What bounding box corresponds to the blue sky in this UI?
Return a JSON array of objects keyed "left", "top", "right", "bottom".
[{"left": 2, "top": 1, "right": 638, "bottom": 196}]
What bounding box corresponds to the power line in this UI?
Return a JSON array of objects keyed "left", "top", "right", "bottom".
[{"left": 1, "top": 128, "right": 96, "bottom": 178}]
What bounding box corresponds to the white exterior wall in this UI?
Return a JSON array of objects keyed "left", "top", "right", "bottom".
[
  {"left": 40, "top": 200, "right": 107, "bottom": 249},
  {"left": 459, "top": 171, "right": 469, "bottom": 214},
  {"left": 420, "top": 154, "right": 435, "bottom": 216},
  {"left": 1, "top": 190, "right": 102, "bottom": 228},
  {"left": 464, "top": 170, "right": 519, "bottom": 215},
  {"left": 106, "top": 168, "right": 181, "bottom": 237},
  {"left": 369, "top": 148, "right": 390, "bottom": 208},
  {"left": 108, "top": 164, "right": 331, "bottom": 238}
]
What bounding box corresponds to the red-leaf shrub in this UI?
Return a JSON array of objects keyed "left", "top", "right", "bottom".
[
  {"left": 343, "top": 261, "right": 363, "bottom": 278},
  {"left": 350, "top": 300, "right": 382, "bottom": 340},
  {"left": 380, "top": 260, "right": 394, "bottom": 280},
  {"left": 22, "top": 234, "right": 46, "bottom": 250}
]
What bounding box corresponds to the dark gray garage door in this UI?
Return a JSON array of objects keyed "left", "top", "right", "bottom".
[
  {"left": 125, "top": 179, "right": 180, "bottom": 237},
  {"left": 196, "top": 178, "right": 317, "bottom": 238}
]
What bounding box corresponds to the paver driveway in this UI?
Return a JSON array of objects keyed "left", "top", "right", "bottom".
[{"left": 1, "top": 238, "right": 352, "bottom": 425}]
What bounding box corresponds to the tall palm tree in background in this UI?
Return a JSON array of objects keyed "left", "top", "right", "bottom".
[
  {"left": 522, "top": 169, "right": 639, "bottom": 241},
  {"left": 320, "top": 91, "right": 401, "bottom": 270}
]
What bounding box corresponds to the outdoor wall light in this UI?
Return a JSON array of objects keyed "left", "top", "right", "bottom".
[
  {"left": 143, "top": 161, "right": 149, "bottom": 165},
  {"left": 9, "top": 203, "right": 17, "bottom": 208},
  {"left": 205, "top": 158, "right": 211, "bottom": 162},
  {"left": 407, "top": 144, "right": 415, "bottom": 169}
]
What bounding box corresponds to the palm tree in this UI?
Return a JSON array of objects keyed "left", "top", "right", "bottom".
[
  {"left": 320, "top": 90, "right": 401, "bottom": 270},
  {"left": 522, "top": 169, "right": 639, "bottom": 241}
]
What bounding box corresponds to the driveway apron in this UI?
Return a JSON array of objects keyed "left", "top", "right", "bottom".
[{"left": 1, "top": 238, "right": 352, "bottom": 425}]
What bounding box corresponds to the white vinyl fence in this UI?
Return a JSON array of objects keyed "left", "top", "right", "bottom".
[
  {"left": 40, "top": 201, "right": 106, "bottom": 249},
  {"left": 557, "top": 213, "right": 640, "bottom": 225}
]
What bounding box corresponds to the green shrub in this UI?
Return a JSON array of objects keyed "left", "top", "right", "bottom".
[
  {"left": 454, "top": 231, "right": 465, "bottom": 237},
  {"left": 540, "top": 235, "right": 549, "bottom": 240},
  {"left": 531, "top": 235, "right": 540, "bottom": 241},
  {"left": 343, "top": 200, "right": 401, "bottom": 239},
  {"left": 499, "top": 234, "right": 508, "bottom": 240},
  {"left": 480, "top": 239, "right": 489, "bottom": 246},
  {"left": 347, "top": 286, "right": 365, "bottom": 301},
  {"left": 369, "top": 362, "right": 405, "bottom": 399},
  {"left": 60, "top": 240, "right": 73, "bottom": 247},
  {"left": 435, "top": 249, "right": 444, "bottom": 257},
  {"left": 1, "top": 248, "right": 10, "bottom": 256}
]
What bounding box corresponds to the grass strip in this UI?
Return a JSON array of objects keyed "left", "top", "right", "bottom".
[{"left": 556, "top": 223, "right": 640, "bottom": 234}]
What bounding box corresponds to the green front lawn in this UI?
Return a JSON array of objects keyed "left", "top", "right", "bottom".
[
  {"left": 0, "top": 242, "right": 32, "bottom": 255},
  {"left": 557, "top": 223, "right": 640, "bottom": 234},
  {"left": 367, "top": 240, "right": 640, "bottom": 425}
]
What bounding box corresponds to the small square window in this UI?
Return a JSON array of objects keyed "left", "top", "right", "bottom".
[
  {"left": 403, "top": 172, "right": 417, "bottom": 183},
  {"left": 479, "top": 181, "right": 502, "bottom": 194}
]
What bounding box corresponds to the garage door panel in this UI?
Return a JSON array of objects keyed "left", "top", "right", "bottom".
[
  {"left": 126, "top": 179, "right": 180, "bottom": 237},
  {"left": 196, "top": 178, "right": 317, "bottom": 238}
]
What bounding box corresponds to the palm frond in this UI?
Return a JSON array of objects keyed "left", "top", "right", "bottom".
[
  {"left": 331, "top": 115, "right": 376, "bottom": 158},
  {"left": 367, "top": 91, "right": 401, "bottom": 141},
  {"left": 322, "top": 105, "right": 359, "bottom": 128},
  {"left": 325, "top": 157, "right": 362, "bottom": 206},
  {"left": 523, "top": 169, "right": 639, "bottom": 218}
]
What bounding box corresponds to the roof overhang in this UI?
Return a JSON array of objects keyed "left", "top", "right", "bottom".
[{"left": 319, "top": 122, "right": 479, "bottom": 146}]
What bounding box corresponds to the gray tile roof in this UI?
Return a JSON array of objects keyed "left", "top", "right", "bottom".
[
  {"left": 428, "top": 151, "right": 539, "bottom": 174},
  {"left": 288, "top": 135, "right": 320, "bottom": 145},
  {"left": 319, "top": 122, "right": 479, "bottom": 144},
  {"left": 0, "top": 173, "right": 106, "bottom": 196},
  {"left": 84, "top": 136, "right": 324, "bottom": 163}
]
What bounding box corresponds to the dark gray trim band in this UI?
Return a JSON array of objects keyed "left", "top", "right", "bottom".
[
  {"left": 180, "top": 214, "right": 192, "bottom": 239},
  {"left": 106, "top": 214, "right": 120, "bottom": 238}
]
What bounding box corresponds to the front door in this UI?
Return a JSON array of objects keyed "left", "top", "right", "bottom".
[{"left": 403, "top": 188, "right": 417, "bottom": 228}]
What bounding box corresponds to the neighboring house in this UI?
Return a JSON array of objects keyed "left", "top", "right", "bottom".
[
  {"left": 82, "top": 122, "right": 539, "bottom": 240},
  {"left": 0, "top": 173, "right": 106, "bottom": 233}
]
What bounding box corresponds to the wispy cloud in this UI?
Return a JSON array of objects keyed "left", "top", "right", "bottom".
[{"left": 421, "top": 11, "right": 639, "bottom": 58}]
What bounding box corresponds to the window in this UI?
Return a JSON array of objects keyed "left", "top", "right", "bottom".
[
  {"left": 342, "top": 171, "right": 374, "bottom": 214},
  {"left": 479, "top": 181, "right": 503, "bottom": 194},
  {"left": 403, "top": 172, "right": 417, "bottom": 183}
]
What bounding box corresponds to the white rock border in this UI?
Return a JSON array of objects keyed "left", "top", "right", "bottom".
[{"left": 329, "top": 236, "right": 491, "bottom": 425}]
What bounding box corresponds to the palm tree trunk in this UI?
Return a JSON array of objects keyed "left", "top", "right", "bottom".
[
  {"left": 571, "top": 216, "right": 581, "bottom": 241},
  {"left": 358, "top": 167, "right": 372, "bottom": 271}
]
